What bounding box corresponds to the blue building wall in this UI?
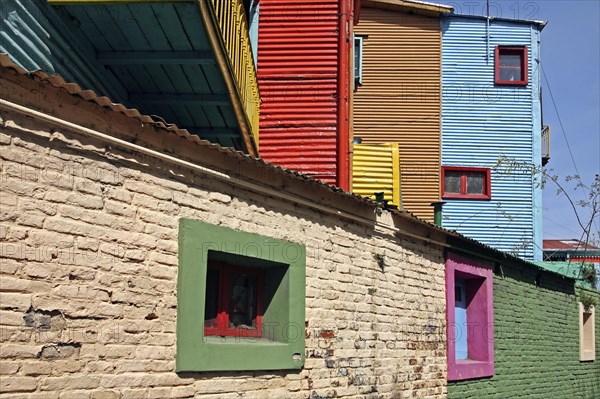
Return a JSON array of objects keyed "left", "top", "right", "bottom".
[
  {"left": 0, "top": 0, "right": 126, "bottom": 101},
  {"left": 441, "top": 15, "right": 543, "bottom": 261}
]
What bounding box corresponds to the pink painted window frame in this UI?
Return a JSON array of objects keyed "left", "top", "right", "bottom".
[{"left": 446, "top": 252, "right": 495, "bottom": 381}]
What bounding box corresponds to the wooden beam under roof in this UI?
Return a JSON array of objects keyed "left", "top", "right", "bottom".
[
  {"left": 128, "top": 93, "right": 230, "bottom": 106},
  {"left": 96, "top": 51, "right": 215, "bottom": 65},
  {"left": 49, "top": 0, "right": 193, "bottom": 4},
  {"left": 186, "top": 128, "right": 241, "bottom": 137}
]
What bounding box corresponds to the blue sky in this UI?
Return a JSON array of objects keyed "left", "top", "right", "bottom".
[
  {"left": 534, "top": 0, "right": 600, "bottom": 244},
  {"left": 439, "top": 0, "right": 600, "bottom": 244}
]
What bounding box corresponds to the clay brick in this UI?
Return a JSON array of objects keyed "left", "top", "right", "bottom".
[
  {"left": 124, "top": 181, "right": 171, "bottom": 201},
  {"left": 0, "top": 132, "right": 11, "bottom": 144},
  {"left": 208, "top": 192, "right": 231, "bottom": 204},
  {"left": 104, "top": 200, "right": 136, "bottom": 218},
  {"left": 0, "top": 376, "right": 37, "bottom": 393},
  {"left": 40, "top": 376, "right": 100, "bottom": 391},
  {"left": 0, "top": 361, "right": 20, "bottom": 375},
  {"left": 0, "top": 293, "right": 31, "bottom": 311}
]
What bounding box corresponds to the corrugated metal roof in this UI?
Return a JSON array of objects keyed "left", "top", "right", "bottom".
[
  {"left": 0, "top": 52, "right": 571, "bottom": 281},
  {"left": 543, "top": 239, "right": 600, "bottom": 251},
  {"left": 363, "top": 0, "right": 453, "bottom": 14},
  {"left": 447, "top": 12, "right": 547, "bottom": 29},
  {"left": 404, "top": 0, "right": 453, "bottom": 10}
]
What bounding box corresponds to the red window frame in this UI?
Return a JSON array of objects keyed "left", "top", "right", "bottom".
[
  {"left": 204, "top": 263, "right": 264, "bottom": 338},
  {"left": 442, "top": 166, "right": 491, "bottom": 200},
  {"left": 495, "top": 46, "right": 528, "bottom": 85}
]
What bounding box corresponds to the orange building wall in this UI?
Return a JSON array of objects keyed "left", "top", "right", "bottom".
[{"left": 353, "top": 7, "right": 442, "bottom": 220}]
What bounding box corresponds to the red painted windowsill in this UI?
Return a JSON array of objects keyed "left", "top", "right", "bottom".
[
  {"left": 442, "top": 194, "right": 491, "bottom": 201},
  {"left": 494, "top": 79, "right": 528, "bottom": 86}
]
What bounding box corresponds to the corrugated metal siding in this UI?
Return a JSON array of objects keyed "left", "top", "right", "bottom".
[
  {"left": 257, "top": 0, "right": 339, "bottom": 184},
  {"left": 0, "top": 0, "right": 126, "bottom": 101},
  {"left": 352, "top": 143, "right": 400, "bottom": 205},
  {"left": 1, "top": 0, "right": 253, "bottom": 151},
  {"left": 353, "top": 7, "right": 442, "bottom": 221},
  {"left": 441, "top": 16, "right": 541, "bottom": 260},
  {"left": 209, "top": 0, "right": 261, "bottom": 149}
]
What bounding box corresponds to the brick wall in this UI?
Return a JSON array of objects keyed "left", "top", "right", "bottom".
[
  {"left": 0, "top": 70, "right": 448, "bottom": 398},
  {"left": 448, "top": 262, "right": 600, "bottom": 398}
]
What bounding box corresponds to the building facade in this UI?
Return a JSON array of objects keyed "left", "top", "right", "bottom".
[
  {"left": 257, "top": 0, "right": 357, "bottom": 189},
  {"left": 440, "top": 14, "right": 546, "bottom": 261},
  {"left": 447, "top": 260, "right": 600, "bottom": 398},
  {"left": 352, "top": 0, "right": 451, "bottom": 221},
  {"left": 2, "top": 1, "right": 547, "bottom": 260},
  {"left": 348, "top": 4, "right": 547, "bottom": 258},
  {"left": 2, "top": 58, "right": 598, "bottom": 398},
  {"left": 1, "top": 1, "right": 599, "bottom": 397},
  {"left": 1, "top": 62, "right": 451, "bottom": 397}
]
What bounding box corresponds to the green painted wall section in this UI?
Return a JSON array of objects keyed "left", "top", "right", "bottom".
[
  {"left": 448, "top": 262, "right": 600, "bottom": 398},
  {"left": 176, "top": 218, "right": 306, "bottom": 372}
]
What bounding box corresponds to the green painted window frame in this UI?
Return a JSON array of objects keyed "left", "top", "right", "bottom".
[{"left": 176, "top": 218, "right": 306, "bottom": 372}]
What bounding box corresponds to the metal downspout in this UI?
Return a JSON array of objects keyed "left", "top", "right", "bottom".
[{"left": 337, "top": 0, "right": 351, "bottom": 191}]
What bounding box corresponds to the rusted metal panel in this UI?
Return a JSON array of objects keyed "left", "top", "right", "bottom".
[
  {"left": 352, "top": 143, "right": 400, "bottom": 205},
  {"left": 353, "top": 6, "right": 442, "bottom": 220},
  {"left": 257, "top": 0, "right": 340, "bottom": 185}
]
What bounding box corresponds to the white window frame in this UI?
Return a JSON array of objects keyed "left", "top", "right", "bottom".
[
  {"left": 580, "top": 302, "right": 596, "bottom": 362},
  {"left": 354, "top": 35, "right": 364, "bottom": 88}
]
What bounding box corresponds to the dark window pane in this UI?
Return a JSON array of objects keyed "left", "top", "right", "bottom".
[
  {"left": 204, "top": 269, "right": 220, "bottom": 329},
  {"left": 444, "top": 172, "right": 461, "bottom": 193},
  {"left": 455, "top": 285, "right": 462, "bottom": 302},
  {"left": 466, "top": 173, "right": 485, "bottom": 195},
  {"left": 229, "top": 273, "right": 257, "bottom": 329},
  {"left": 500, "top": 53, "right": 522, "bottom": 67}
]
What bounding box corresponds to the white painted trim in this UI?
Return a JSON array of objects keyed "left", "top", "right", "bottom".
[{"left": 579, "top": 302, "right": 596, "bottom": 362}]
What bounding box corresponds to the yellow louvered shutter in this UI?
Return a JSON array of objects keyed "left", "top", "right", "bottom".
[{"left": 352, "top": 143, "right": 400, "bottom": 206}]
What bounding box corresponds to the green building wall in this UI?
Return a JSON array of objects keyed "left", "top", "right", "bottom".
[{"left": 448, "top": 262, "right": 600, "bottom": 399}]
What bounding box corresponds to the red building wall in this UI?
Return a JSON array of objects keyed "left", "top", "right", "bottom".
[{"left": 257, "top": 0, "right": 352, "bottom": 188}]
